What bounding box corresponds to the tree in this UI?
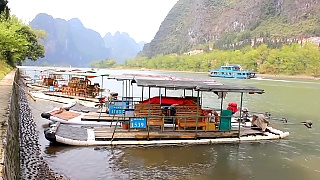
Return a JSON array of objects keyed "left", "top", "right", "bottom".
[
  {"left": 0, "top": 13, "right": 45, "bottom": 66},
  {"left": 90, "top": 59, "right": 117, "bottom": 68},
  {"left": 0, "top": 0, "right": 9, "bottom": 19}
]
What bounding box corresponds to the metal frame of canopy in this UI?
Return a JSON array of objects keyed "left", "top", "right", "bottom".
[
  {"left": 107, "top": 74, "right": 222, "bottom": 102},
  {"left": 134, "top": 78, "right": 265, "bottom": 138}
]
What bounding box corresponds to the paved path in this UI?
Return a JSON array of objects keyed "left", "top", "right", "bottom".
[{"left": 0, "top": 70, "right": 16, "bottom": 178}]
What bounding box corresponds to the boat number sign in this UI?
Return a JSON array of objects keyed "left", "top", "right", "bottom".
[
  {"left": 130, "top": 117, "right": 147, "bottom": 128},
  {"left": 109, "top": 105, "right": 124, "bottom": 115}
]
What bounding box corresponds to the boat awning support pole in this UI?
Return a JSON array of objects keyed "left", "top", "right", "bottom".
[
  {"left": 131, "top": 80, "right": 134, "bottom": 100},
  {"left": 159, "top": 88, "right": 162, "bottom": 105},
  {"left": 164, "top": 88, "right": 167, "bottom": 97},
  {"left": 128, "top": 79, "right": 131, "bottom": 100},
  {"left": 195, "top": 90, "right": 200, "bottom": 137},
  {"left": 125, "top": 80, "right": 128, "bottom": 98},
  {"left": 220, "top": 92, "right": 224, "bottom": 115},
  {"left": 142, "top": 86, "right": 144, "bottom": 101},
  {"left": 147, "top": 87, "right": 151, "bottom": 140},
  {"left": 101, "top": 75, "right": 104, "bottom": 97},
  {"left": 238, "top": 92, "right": 243, "bottom": 138},
  {"left": 122, "top": 81, "right": 124, "bottom": 100}
]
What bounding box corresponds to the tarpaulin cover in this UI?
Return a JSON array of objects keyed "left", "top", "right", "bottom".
[{"left": 140, "top": 96, "right": 196, "bottom": 105}]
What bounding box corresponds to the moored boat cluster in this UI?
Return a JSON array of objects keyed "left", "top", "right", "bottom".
[{"left": 20, "top": 67, "right": 291, "bottom": 147}]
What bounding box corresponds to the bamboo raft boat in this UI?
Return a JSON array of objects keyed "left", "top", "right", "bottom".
[
  {"left": 45, "top": 122, "right": 289, "bottom": 146},
  {"left": 43, "top": 77, "right": 290, "bottom": 146}
]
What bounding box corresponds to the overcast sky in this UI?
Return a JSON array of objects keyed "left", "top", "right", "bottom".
[{"left": 8, "top": 0, "right": 179, "bottom": 43}]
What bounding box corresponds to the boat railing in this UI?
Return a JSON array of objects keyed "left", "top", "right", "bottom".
[{"left": 115, "top": 109, "right": 236, "bottom": 133}]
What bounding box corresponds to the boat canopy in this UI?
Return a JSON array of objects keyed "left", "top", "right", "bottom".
[
  {"left": 135, "top": 79, "right": 264, "bottom": 93},
  {"left": 140, "top": 96, "right": 196, "bottom": 105},
  {"left": 108, "top": 73, "right": 219, "bottom": 82},
  {"left": 108, "top": 74, "right": 175, "bottom": 81},
  {"left": 47, "top": 70, "right": 109, "bottom": 78}
]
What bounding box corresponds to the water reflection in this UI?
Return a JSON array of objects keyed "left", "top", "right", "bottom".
[{"left": 85, "top": 144, "right": 253, "bottom": 180}]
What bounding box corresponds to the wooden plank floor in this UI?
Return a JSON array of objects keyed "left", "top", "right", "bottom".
[
  {"left": 93, "top": 127, "right": 263, "bottom": 140},
  {"left": 45, "top": 92, "right": 99, "bottom": 102},
  {"left": 82, "top": 112, "right": 130, "bottom": 121}
]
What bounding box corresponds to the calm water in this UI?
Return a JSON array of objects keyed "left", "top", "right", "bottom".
[{"left": 28, "top": 69, "right": 320, "bottom": 180}]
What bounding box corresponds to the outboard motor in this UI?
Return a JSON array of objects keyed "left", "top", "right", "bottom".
[
  {"left": 242, "top": 107, "right": 250, "bottom": 122},
  {"left": 108, "top": 92, "right": 118, "bottom": 102}
]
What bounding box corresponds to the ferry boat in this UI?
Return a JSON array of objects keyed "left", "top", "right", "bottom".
[{"left": 209, "top": 64, "right": 256, "bottom": 79}]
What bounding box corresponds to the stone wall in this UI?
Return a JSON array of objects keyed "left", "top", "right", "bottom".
[
  {"left": 0, "top": 70, "right": 68, "bottom": 180},
  {"left": 0, "top": 70, "right": 19, "bottom": 180}
]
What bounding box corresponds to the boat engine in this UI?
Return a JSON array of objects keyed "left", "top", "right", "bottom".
[{"left": 107, "top": 92, "right": 118, "bottom": 102}]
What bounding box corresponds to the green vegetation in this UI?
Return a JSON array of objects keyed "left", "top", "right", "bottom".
[
  {"left": 90, "top": 59, "right": 117, "bottom": 68},
  {"left": 0, "top": 59, "right": 12, "bottom": 79},
  {"left": 125, "top": 43, "right": 320, "bottom": 77},
  {"left": 0, "top": 1, "right": 45, "bottom": 79},
  {"left": 0, "top": 13, "right": 45, "bottom": 67}
]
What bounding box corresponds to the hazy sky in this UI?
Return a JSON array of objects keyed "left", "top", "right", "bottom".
[{"left": 8, "top": 0, "right": 179, "bottom": 43}]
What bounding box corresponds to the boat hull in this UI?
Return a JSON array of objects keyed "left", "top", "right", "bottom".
[
  {"left": 45, "top": 127, "right": 289, "bottom": 146},
  {"left": 44, "top": 122, "right": 289, "bottom": 146}
]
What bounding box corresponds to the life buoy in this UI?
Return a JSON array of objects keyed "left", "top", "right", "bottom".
[{"left": 213, "top": 111, "right": 220, "bottom": 122}]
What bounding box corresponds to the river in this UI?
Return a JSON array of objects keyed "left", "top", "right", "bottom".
[{"left": 28, "top": 69, "right": 320, "bottom": 180}]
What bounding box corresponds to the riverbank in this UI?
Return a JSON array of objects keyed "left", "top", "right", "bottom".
[
  {"left": 0, "top": 70, "right": 16, "bottom": 178},
  {"left": 0, "top": 70, "right": 69, "bottom": 179},
  {"left": 111, "top": 67, "right": 320, "bottom": 80},
  {"left": 256, "top": 73, "right": 320, "bottom": 80}
]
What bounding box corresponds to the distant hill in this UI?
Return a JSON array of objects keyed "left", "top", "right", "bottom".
[
  {"left": 103, "top": 32, "right": 145, "bottom": 64},
  {"left": 141, "top": 0, "right": 320, "bottom": 57},
  {"left": 27, "top": 13, "right": 144, "bottom": 67},
  {"left": 27, "top": 13, "right": 109, "bottom": 67}
]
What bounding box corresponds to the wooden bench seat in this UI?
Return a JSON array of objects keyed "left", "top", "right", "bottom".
[
  {"left": 175, "top": 105, "right": 208, "bottom": 131},
  {"left": 134, "top": 103, "right": 164, "bottom": 130}
]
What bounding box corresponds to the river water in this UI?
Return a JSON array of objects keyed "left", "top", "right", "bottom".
[{"left": 28, "top": 69, "right": 320, "bottom": 180}]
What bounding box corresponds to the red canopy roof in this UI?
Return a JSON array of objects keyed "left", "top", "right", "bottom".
[{"left": 140, "top": 96, "right": 196, "bottom": 105}]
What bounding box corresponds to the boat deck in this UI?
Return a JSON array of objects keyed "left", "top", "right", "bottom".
[
  {"left": 45, "top": 91, "right": 100, "bottom": 103},
  {"left": 55, "top": 124, "right": 264, "bottom": 141},
  {"left": 82, "top": 112, "right": 128, "bottom": 121}
]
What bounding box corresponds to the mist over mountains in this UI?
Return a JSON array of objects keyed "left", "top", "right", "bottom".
[
  {"left": 27, "top": 13, "right": 144, "bottom": 67},
  {"left": 103, "top": 32, "right": 146, "bottom": 64}
]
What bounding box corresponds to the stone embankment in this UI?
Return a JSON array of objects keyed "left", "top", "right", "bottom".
[{"left": 0, "top": 70, "right": 68, "bottom": 180}]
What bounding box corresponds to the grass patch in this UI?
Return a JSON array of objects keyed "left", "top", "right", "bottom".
[{"left": 0, "top": 59, "right": 13, "bottom": 80}]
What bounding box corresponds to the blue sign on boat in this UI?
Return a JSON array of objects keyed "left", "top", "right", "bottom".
[
  {"left": 109, "top": 105, "right": 124, "bottom": 115},
  {"left": 130, "top": 117, "right": 147, "bottom": 128}
]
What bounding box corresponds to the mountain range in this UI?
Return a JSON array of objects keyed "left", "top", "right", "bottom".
[
  {"left": 141, "top": 0, "right": 320, "bottom": 57},
  {"left": 26, "top": 13, "right": 144, "bottom": 67},
  {"left": 103, "top": 32, "right": 145, "bottom": 64},
  {"left": 26, "top": 0, "right": 320, "bottom": 66}
]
